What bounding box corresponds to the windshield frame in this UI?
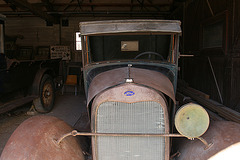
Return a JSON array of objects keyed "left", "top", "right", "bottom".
[{"left": 81, "top": 32, "right": 180, "bottom": 67}]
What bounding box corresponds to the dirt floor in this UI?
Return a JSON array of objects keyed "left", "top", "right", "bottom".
[{"left": 0, "top": 93, "right": 87, "bottom": 155}]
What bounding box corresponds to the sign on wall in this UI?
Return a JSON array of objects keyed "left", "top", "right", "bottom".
[{"left": 50, "top": 46, "right": 71, "bottom": 60}]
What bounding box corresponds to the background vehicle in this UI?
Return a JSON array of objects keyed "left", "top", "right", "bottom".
[
  {"left": 0, "top": 14, "right": 61, "bottom": 113},
  {"left": 1, "top": 20, "right": 240, "bottom": 160}
]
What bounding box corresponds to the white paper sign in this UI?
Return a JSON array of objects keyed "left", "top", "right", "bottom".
[{"left": 50, "top": 46, "right": 71, "bottom": 60}]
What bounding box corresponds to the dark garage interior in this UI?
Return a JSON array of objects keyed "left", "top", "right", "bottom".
[{"left": 0, "top": 0, "right": 240, "bottom": 160}]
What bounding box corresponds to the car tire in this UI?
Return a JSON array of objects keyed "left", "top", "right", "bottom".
[{"left": 33, "top": 74, "right": 55, "bottom": 113}]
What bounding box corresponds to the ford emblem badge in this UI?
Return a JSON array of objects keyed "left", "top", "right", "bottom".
[{"left": 124, "top": 91, "right": 135, "bottom": 96}]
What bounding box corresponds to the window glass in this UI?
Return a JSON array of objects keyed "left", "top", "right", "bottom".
[
  {"left": 76, "top": 32, "right": 82, "bottom": 50},
  {"left": 89, "top": 35, "right": 171, "bottom": 62}
]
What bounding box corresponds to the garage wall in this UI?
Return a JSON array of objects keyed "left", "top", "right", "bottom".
[
  {"left": 4, "top": 16, "right": 120, "bottom": 62},
  {"left": 5, "top": 17, "right": 60, "bottom": 47},
  {"left": 175, "top": 0, "right": 240, "bottom": 111}
]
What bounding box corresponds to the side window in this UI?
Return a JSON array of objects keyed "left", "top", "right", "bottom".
[{"left": 76, "top": 32, "right": 82, "bottom": 51}]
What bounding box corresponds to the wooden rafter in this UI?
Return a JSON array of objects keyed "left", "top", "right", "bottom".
[
  {"left": 136, "top": 0, "right": 150, "bottom": 12},
  {"left": 0, "top": 0, "right": 173, "bottom": 19},
  {"left": 51, "top": 2, "right": 171, "bottom": 7},
  {"left": 131, "top": 0, "right": 134, "bottom": 12},
  {"left": 63, "top": 0, "right": 75, "bottom": 11},
  {"left": 7, "top": 0, "right": 59, "bottom": 24},
  {"left": 147, "top": 0, "right": 161, "bottom": 12},
  {"left": 77, "top": 0, "right": 83, "bottom": 10},
  {"left": 89, "top": 0, "right": 93, "bottom": 11},
  {"left": 3, "top": 0, "right": 17, "bottom": 12},
  {"left": 41, "top": 0, "right": 54, "bottom": 12}
]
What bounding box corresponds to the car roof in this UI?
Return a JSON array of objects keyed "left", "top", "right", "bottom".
[{"left": 79, "top": 19, "right": 181, "bottom": 36}]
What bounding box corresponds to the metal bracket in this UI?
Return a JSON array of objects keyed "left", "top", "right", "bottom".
[
  {"left": 125, "top": 64, "right": 134, "bottom": 83},
  {"left": 197, "top": 137, "right": 213, "bottom": 150}
]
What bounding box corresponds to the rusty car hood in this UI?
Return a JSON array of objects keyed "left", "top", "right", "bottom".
[{"left": 87, "top": 67, "right": 176, "bottom": 106}]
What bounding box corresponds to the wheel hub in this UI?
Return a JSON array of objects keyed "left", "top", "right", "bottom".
[{"left": 44, "top": 90, "right": 51, "bottom": 98}]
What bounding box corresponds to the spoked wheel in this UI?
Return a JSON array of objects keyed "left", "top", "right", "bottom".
[{"left": 33, "top": 74, "right": 55, "bottom": 113}]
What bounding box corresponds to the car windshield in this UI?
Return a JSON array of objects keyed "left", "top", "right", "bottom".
[{"left": 83, "top": 33, "right": 177, "bottom": 64}]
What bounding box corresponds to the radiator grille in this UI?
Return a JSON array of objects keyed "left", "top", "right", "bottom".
[{"left": 95, "top": 101, "right": 165, "bottom": 160}]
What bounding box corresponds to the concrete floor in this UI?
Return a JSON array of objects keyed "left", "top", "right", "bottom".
[{"left": 0, "top": 93, "right": 87, "bottom": 155}]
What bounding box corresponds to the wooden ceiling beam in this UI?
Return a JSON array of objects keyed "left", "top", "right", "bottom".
[
  {"left": 3, "top": 0, "right": 17, "bottom": 11},
  {"left": 136, "top": 0, "right": 150, "bottom": 12},
  {"left": 2, "top": 11, "right": 170, "bottom": 15},
  {"left": 89, "top": 0, "right": 94, "bottom": 12},
  {"left": 53, "top": 3, "right": 171, "bottom": 7},
  {"left": 7, "top": 0, "right": 59, "bottom": 24},
  {"left": 41, "top": 0, "right": 54, "bottom": 12},
  {"left": 63, "top": 0, "right": 75, "bottom": 11},
  {"left": 130, "top": 0, "right": 134, "bottom": 12},
  {"left": 147, "top": 0, "right": 161, "bottom": 12}
]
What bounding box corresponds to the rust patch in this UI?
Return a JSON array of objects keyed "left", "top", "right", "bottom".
[
  {"left": 0, "top": 116, "right": 84, "bottom": 160},
  {"left": 87, "top": 67, "right": 175, "bottom": 107}
]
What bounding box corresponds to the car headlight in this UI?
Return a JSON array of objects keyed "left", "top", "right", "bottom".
[{"left": 175, "top": 103, "right": 210, "bottom": 139}]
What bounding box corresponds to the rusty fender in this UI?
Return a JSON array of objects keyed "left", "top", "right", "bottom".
[
  {"left": 0, "top": 116, "right": 84, "bottom": 160},
  {"left": 87, "top": 67, "right": 176, "bottom": 107},
  {"left": 175, "top": 120, "right": 240, "bottom": 160}
]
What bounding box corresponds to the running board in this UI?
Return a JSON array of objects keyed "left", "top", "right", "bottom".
[{"left": 0, "top": 96, "right": 38, "bottom": 114}]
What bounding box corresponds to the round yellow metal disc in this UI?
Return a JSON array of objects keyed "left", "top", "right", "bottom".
[{"left": 175, "top": 103, "right": 210, "bottom": 139}]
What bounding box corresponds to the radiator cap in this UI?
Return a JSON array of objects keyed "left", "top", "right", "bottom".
[{"left": 175, "top": 103, "right": 210, "bottom": 139}]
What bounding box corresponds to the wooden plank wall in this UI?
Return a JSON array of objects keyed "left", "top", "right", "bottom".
[
  {"left": 177, "top": 0, "right": 240, "bottom": 111},
  {"left": 232, "top": 58, "right": 240, "bottom": 111}
]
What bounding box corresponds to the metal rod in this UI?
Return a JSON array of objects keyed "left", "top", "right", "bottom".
[
  {"left": 206, "top": 0, "right": 214, "bottom": 16},
  {"left": 75, "top": 132, "right": 184, "bottom": 137},
  {"left": 57, "top": 130, "right": 184, "bottom": 144},
  {"left": 179, "top": 54, "right": 194, "bottom": 57},
  {"left": 197, "top": 137, "right": 213, "bottom": 150},
  {"left": 208, "top": 57, "right": 223, "bottom": 104}
]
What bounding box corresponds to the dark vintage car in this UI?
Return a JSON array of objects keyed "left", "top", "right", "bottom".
[
  {"left": 0, "top": 14, "right": 61, "bottom": 113},
  {"left": 1, "top": 20, "right": 240, "bottom": 160}
]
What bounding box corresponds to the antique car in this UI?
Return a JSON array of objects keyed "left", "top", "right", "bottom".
[
  {"left": 0, "top": 14, "right": 61, "bottom": 114},
  {"left": 1, "top": 20, "right": 240, "bottom": 160}
]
